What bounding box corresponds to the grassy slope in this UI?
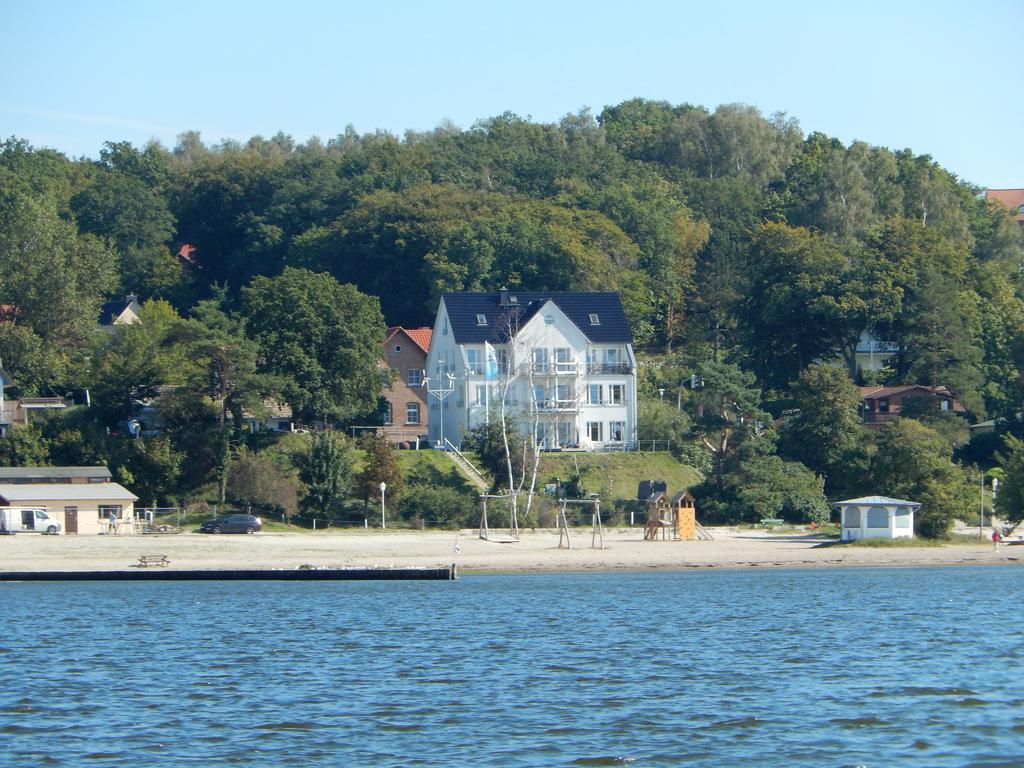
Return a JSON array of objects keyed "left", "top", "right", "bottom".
[
  {"left": 397, "top": 448, "right": 702, "bottom": 502},
  {"left": 536, "top": 452, "right": 701, "bottom": 501}
]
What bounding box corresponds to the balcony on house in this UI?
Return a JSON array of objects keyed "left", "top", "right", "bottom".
[{"left": 586, "top": 361, "right": 632, "bottom": 375}]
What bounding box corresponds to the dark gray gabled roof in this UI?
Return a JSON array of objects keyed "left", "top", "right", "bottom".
[
  {"left": 442, "top": 291, "right": 632, "bottom": 344},
  {"left": 99, "top": 295, "right": 139, "bottom": 325},
  {"left": 0, "top": 466, "right": 112, "bottom": 481}
]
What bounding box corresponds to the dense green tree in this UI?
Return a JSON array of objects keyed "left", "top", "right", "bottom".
[
  {"left": 186, "top": 296, "right": 280, "bottom": 427},
  {"left": 0, "top": 425, "right": 50, "bottom": 466},
  {"left": 0, "top": 188, "right": 117, "bottom": 372},
  {"left": 298, "top": 430, "right": 356, "bottom": 514},
  {"left": 88, "top": 301, "right": 190, "bottom": 428},
  {"left": 397, "top": 484, "right": 477, "bottom": 528},
  {"left": 732, "top": 455, "right": 830, "bottom": 524},
  {"left": 691, "top": 360, "right": 767, "bottom": 485},
  {"left": 464, "top": 419, "right": 527, "bottom": 494},
  {"left": 71, "top": 169, "right": 183, "bottom": 298},
  {"left": 739, "top": 223, "right": 871, "bottom": 387},
  {"left": 225, "top": 447, "right": 300, "bottom": 518},
  {"left": 241, "top": 268, "right": 386, "bottom": 423},
  {"left": 995, "top": 435, "right": 1024, "bottom": 528},
  {"left": 120, "top": 436, "right": 183, "bottom": 507},
  {"left": 355, "top": 433, "right": 404, "bottom": 512},
  {"left": 869, "top": 419, "right": 973, "bottom": 538},
  {"left": 778, "top": 364, "right": 866, "bottom": 490}
]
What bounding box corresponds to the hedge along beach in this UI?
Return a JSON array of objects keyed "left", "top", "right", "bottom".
[{"left": 0, "top": 528, "right": 1019, "bottom": 574}]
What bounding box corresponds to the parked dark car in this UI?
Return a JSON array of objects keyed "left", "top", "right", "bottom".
[{"left": 199, "top": 514, "right": 262, "bottom": 534}]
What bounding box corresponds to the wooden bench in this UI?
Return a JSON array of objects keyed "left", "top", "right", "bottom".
[
  {"left": 136, "top": 555, "right": 170, "bottom": 568},
  {"left": 760, "top": 518, "right": 785, "bottom": 529}
]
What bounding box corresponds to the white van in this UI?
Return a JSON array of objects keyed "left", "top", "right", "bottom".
[{"left": 0, "top": 507, "right": 61, "bottom": 534}]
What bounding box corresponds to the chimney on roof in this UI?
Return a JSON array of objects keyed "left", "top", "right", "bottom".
[{"left": 126, "top": 293, "right": 138, "bottom": 304}]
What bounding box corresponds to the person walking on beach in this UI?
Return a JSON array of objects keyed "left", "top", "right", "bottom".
[{"left": 992, "top": 529, "right": 1002, "bottom": 550}]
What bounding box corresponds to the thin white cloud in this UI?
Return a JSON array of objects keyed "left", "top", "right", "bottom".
[{"left": 1, "top": 106, "right": 173, "bottom": 135}]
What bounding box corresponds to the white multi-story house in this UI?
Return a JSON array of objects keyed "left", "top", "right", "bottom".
[{"left": 424, "top": 290, "right": 638, "bottom": 450}]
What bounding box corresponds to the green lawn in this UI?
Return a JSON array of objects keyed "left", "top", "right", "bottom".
[{"left": 537, "top": 451, "right": 702, "bottom": 501}]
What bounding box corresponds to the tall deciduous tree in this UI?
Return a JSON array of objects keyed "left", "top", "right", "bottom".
[
  {"left": 778, "top": 364, "right": 865, "bottom": 491},
  {"left": 739, "top": 223, "right": 870, "bottom": 387},
  {"left": 869, "top": 419, "right": 972, "bottom": 538},
  {"left": 241, "top": 268, "right": 386, "bottom": 423},
  {"left": 0, "top": 188, "right": 117, "bottom": 386}
]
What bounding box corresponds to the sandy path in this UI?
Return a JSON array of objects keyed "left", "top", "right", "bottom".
[{"left": 0, "top": 528, "right": 1020, "bottom": 574}]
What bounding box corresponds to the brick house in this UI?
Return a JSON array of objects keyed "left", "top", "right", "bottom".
[{"left": 380, "top": 326, "right": 431, "bottom": 446}]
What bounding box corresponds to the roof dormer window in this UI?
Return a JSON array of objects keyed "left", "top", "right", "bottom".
[
  {"left": 589, "top": 313, "right": 600, "bottom": 325},
  {"left": 476, "top": 314, "right": 487, "bottom": 326}
]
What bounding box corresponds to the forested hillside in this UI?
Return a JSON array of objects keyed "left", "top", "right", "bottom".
[{"left": 2, "top": 99, "right": 1023, "bottom": 533}]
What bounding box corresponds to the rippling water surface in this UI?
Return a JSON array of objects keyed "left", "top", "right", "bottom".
[{"left": 2, "top": 566, "right": 1022, "bottom": 767}]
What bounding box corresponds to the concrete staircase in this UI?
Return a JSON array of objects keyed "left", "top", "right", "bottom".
[{"left": 442, "top": 439, "right": 489, "bottom": 492}]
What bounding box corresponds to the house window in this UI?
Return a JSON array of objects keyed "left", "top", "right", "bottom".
[
  {"left": 534, "top": 384, "right": 546, "bottom": 408},
  {"left": 589, "top": 313, "right": 600, "bottom": 325},
  {"left": 867, "top": 506, "right": 889, "bottom": 528},
  {"left": 609, "top": 421, "right": 625, "bottom": 442},
  {"left": 406, "top": 402, "right": 421, "bottom": 424},
  {"left": 609, "top": 384, "right": 624, "bottom": 405},
  {"left": 533, "top": 347, "right": 548, "bottom": 373},
  {"left": 407, "top": 369, "right": 422, "bottom": 386},
  {"left": 475, "top": 385, "right": 486, "bottom": 405},
  {"left": 845, "top": 508, "right": 861, "bottom": 527},
  {"left": 589, "top": 384, "right": 603, "bottom": 405},
  {"left": 383, "top": 401, "right": 393, "bottom": 424},
  {"left": 555, "top": 383, "right": 571, "bottom": 406},
  {"left": 476, "top": 314, "right": 487, "bottom": 326},
  {"left": 466, "top": 349, "right": 483, "bottom": 375},
  {"left": 894, "top": 509, "right": 911, "bottom": 529},
  {"left": 587, "top": 421, "right": 603, "bottom": 442},
  {"left": 878, "top": 399, "right": 890, "bottom": 413},
  {"left": 557, "top": 422, "right": 573, "bottom": 446},
  {"left": 394, "top": 344, "right": 402, "bottom": 352}
]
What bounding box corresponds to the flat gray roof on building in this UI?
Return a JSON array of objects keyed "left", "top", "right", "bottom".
[
  {"left": 0, "top": 483, "right": 138, "bottom": 502},
  {"left": 0, "top": 466, "right": 112, "bottom": 481}
]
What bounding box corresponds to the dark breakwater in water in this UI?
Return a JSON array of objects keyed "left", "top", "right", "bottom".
[{"left": 1, "top": 566, "right": 1022, "bottom": 767}]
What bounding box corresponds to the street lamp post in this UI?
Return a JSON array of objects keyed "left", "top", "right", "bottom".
[
  {"left": 424, "top": 372, "right": 456, "bottom": 449},
  {"left": 380, "top": 481, "right": 386, "bottom": 530}
]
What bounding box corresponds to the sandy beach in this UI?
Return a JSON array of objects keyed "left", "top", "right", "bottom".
[{"left": 0, "top": 527, "right": 1020, "bottom": 574}]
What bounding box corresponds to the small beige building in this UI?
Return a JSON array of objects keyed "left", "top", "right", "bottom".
[{"left": 0, "top": 482, "right": 139, "bottom": 534}]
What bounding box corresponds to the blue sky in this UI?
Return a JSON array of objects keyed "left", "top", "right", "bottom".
[{"left": 2, "top": 0, "right": 1021, "bottom": 187}]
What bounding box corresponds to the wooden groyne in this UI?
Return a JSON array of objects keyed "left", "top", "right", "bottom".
[{"left": 0, "top": 565, "right": 457, "bottom": 582}]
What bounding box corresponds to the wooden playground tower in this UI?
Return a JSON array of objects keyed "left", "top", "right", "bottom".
[{"left": 644, "top": 491, "right": 697, "bottom": 541}]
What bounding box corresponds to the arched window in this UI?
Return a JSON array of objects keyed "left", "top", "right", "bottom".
[{"left": 867, "top": 506, "right": 889, "bottom": 528}]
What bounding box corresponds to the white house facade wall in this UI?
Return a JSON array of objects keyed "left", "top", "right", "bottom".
[{"left": 426, "top": 296, "right": 638, "bottom": 450}]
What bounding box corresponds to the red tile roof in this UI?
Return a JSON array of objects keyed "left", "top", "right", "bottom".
[
  {"left": 985, "top": 189, "right": 1024, "bottom": 221},
  {"left": 385, "top": 326, "right": 432, "bottom": 354}
]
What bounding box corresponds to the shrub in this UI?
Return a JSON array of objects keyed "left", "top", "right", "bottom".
[{"left": 397, "top": 484, "right": 478, "bottom": 529}]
